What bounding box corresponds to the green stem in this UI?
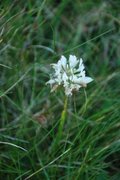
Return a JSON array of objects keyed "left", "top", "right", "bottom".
[
  {"left": 58, "top": 96, "right": 68, "bottom": 140},
  {"left": 51, "top": 96, "right": 68, "bottom": 152}
]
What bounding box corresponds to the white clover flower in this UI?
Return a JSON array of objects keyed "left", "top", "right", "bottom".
[{"left": 46, "top": 55, "right": 93, "bottom": 96}]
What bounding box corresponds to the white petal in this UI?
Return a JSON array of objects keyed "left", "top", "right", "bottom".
[
  {"left": 69, "top": 55, "right": 78, "bottom": 68},
  {"left": 71, "top": 75, "right": 78, "bottom": 82},
  {"left": 46, "top": 79, "right": 56, "bottom": 85},
  {"left": 62, "top": 72, "right": 68, "bottom": 82},
  {"left": 83, "top": 77, "right": 93, "bottom": 84},
  {"left": 59, "top": 55, "right": 67, "bottom": 69},
  {"left": 80, "top": 70, "right": 85, "bottom": 77},
  {"left": 79, "top": 58, "right": 85, "bottom": 72},
  {"left": 75, "top": 58, "right": 85, "bottom": 73},
  {"left": 73, "top": 76, "right": 93, "bottom": 84},
  {"left": 79, "top": 58, "right": 83, "bottom": 66},
  {"left": 51, "top": 63, "right": 59, "bottom": 69}
]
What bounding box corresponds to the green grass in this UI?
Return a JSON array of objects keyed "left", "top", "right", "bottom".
[{"left": 0, "top": 0, "right": 120, "bottom": 179}]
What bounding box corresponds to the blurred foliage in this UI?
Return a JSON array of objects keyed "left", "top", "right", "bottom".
[{"left": 0, "top": 0, "right": 120, "bottom": 179}]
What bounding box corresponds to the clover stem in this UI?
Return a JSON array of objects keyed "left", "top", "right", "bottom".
[
  {"left": 51, "top": 96, "right": 68, "bottom": 152},
  {"left": 58, "top": 96, "right": 68, "bottom": 140}
]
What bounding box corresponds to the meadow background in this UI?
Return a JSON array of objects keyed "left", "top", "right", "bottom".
[{"left": 0, "top": 0, "right": 120, "bottom": 179}]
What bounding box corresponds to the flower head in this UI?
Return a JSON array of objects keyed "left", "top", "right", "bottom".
[{"left": 46, "top": 55, "right": 93, "bottom": 96}]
